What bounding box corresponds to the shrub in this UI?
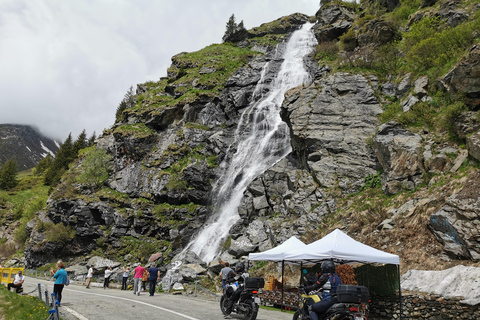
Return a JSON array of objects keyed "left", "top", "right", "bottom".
[
  {"left": 44, "top": 223, "right": 75, "bottom": 244},
  {"left": 315, "top": 41, "right": 340, "bottom": 62},
  {"left": 76, "top": 148, "right": 112, "bottom": 188}
]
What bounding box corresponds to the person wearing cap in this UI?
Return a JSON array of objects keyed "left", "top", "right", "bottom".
[{"left": 7, "top": 270, "right": 24, "bottom": 293}]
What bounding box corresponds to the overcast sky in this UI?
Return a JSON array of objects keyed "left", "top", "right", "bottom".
[{"left": 0, "top": 0, "right": 319, "bottom": 141}]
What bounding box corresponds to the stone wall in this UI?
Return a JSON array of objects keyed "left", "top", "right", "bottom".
[{"left": 369, "top": 292, "right": 480, "bottom": 319}]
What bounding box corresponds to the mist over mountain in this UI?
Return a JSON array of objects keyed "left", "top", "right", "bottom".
[{"left": 0, "top": 124, "right": 59, "bottom": 170}]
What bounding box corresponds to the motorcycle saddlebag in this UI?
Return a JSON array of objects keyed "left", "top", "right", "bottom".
[
  {"left": 245, "top": 277, "right": 265, "bottom": 289},
  {"left": 336, "top": 285, "right": 370, "bottom": 303}
]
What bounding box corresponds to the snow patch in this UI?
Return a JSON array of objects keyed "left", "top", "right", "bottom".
[
  {"left": 401, "top": 265, "right": 480, "bottom": 305},
  {"left": 40, "top": 141, "right": 55, "bottom": 157}
]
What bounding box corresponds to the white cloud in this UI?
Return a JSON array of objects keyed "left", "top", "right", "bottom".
[{"left": 0, "top": 0, "right": 318, "bottom": 141}]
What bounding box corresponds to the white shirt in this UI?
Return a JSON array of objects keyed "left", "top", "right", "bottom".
[
  {"left": 14, "top": 274, "right": 24, "bottom": 285},
  {"left": 105, "top": 269, "right": 113, "bottom": 278},
  {"left": 87, "top": 267, "right": 93, "bottom": 278},
  {"left": 123, "top": 270, "right": 130, "bottom": 277}
]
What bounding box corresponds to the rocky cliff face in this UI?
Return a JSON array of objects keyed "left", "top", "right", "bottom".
[
  {"left": 23, "top": 1, "right": 480, "bottom": 280},
  {"left": 0, "top": 124, "right": 58, "bottom": 170}
]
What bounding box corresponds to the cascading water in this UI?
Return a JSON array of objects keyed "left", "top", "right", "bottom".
[{"left": 186, "top": 23, "right": 317, "bottom": 263}]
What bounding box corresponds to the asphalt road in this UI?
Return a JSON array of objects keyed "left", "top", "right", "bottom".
[{"left": 23, "top": 276, "right": 295, "bottom": 320}]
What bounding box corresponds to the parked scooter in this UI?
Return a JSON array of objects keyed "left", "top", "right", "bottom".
[
  {"left": 220, "top": 273, "right": 264, "bottom": 320},
  {"left": 293, "top": 285, "right": 370, "bottom": 320}
]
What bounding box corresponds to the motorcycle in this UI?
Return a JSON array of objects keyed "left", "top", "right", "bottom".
[
  {"left": 220, "top": 273, "right": 264, "bottom": 320},
  {"left": 293, "top": 286, "right": 369, "bottom": 320}
]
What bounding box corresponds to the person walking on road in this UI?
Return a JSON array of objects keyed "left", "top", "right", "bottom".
[
  {"left": 121, "top": 266, "right": 130, "bottom": 290},
  {"left": 50, "top": 260, "right": 67, "bottom": 306},
  {"left": 148, "top": 264, "right": 161, "bottom": 296},
  {"left": 86, "top": 265, "right": 94, "bottom": 289},
  {"left": 133, "top": 262, "right": 145, "bottom": 296}
]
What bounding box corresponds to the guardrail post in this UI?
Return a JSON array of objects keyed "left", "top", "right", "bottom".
[
  {"left": 54, "top": 301, "right": 60, "bottom": 320},
  {"left": 38, "top": 283, "right": 42, "bottom": 301},
  {"left": 45, "top": 290, "right": 49, "bottom": 308}
]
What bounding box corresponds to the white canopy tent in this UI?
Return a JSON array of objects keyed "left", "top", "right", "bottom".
[
  {"left": 283, "top": 229, "right": 400, "bottom": 265},
  {"left": 249, "top": 236, "right": 306, "bottom": 262},
  {"left": 248, "top": 229, "right": 402, "bottom": 314}
]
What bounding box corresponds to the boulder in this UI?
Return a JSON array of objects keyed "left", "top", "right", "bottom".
[
  {"left": 467, "top": 131, "right": 480, "bottom": 162},
  {"left": 428, "top": 172, "right": 480, "bottom": 260},
  {"left": 87, "top": 256, "right": 121, "bottom": 270},
  {"left": 313, "top": 5, "right": 355, "bottom": 43},
  {"left": 441, "top": 44, "right": 480, "bottom": 109},
  {"left": 357, "top": 19, "right": 399, "bottom": 48},
  {"left": 178, "top": 264, "right": 207, "bottom": 281},
  {"left": 452, "top": 111, "right": 480, "bottom": 140},
  {"left": 373, "top": 122, "right": 425, "bottom": 194},
  {"left": 228, "top": 236, "right": 257, "bottom": 258}
]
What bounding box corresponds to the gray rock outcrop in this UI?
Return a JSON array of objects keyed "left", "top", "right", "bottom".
[{"left": 373, "top": 122, "right": 425, "bottom": 194}]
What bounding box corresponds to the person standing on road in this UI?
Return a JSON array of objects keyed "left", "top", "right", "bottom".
[
  {"left": 50, "top": 260, "right": 67, "bottom": 306},
  {"left": 86, "top": 265, "right": 94, "bottom": 289},
  {"left": 121, "top": 266, "right": 130, "bottom": 290},
  {"left": 133, "top": 262, "right": 145, "bottom": 296},
  {"left": 219, "top": 262, "right": 234, "bottom": 292},
  {"left": 142, "top": 268, "right": 148, "bottom": 292},
  {"left": 104, "top": 267, "right": 113, "bottom": 289},
  {"left": 148, "top": 264, "right": 161, "bottom": 296}
]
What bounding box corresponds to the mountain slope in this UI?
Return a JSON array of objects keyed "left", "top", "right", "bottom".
[
  {"left": 19, "top": 0, "right": 480, "bottom": 281},
  {"left": 0, "top": 124, "right": 58, "bottom": 170}
]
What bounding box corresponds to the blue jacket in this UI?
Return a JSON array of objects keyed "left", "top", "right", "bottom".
[{"left": 54, "top": 269, "right": 68, "bottom": 285}]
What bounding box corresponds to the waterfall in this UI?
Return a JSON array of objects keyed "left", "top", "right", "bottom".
[{"left": 186, "top": 23, "right": 317, "bottom": 263}]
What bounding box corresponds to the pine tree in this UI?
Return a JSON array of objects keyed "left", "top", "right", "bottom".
[
  {"left": 44, "top": 133, "right": 73, "bottom": 186},
  {"left": 115, "top": 86, "right": 136, "bottom": 123},
  {"left": 223, "top": 14, "right": 238, "bottom": 43},
  {"left": 72, "top": 129, "right": 88, "bottom": 156},
  {"left": 0, "top": 158, "right": 18, "bottom": 190},
  {"left": 222, "top": 14, "right": 247, "bottom": 43},
  {"left": 35, "top": 154, "right": 54, "bottom": 175},
  {"left": 88, "top": 132, "right": 97, "bottom": 146}
]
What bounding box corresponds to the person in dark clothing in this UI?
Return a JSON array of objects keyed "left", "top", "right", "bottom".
[
  {"left": 303, "top": 261, "right": 341, "bottom": 320},
  {"left": 224, "top": 262, "right": 246, "bottom": 319},
  {"left": 148, "top": 264, "right": 160, "bottom": 296}
]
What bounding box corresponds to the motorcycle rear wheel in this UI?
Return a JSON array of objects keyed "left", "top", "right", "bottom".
[
  {"left": 220, "top": 295, "right": 228, "bottom": 315},
  {"left": 243, "top": 298, "right": 258, "bottom": 320}
]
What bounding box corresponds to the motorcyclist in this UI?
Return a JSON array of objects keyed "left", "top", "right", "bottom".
[
  {"left": 224, "top": 262, "right": 246, "bottom": 319},
  {"left": 303, "top": 261, "right": 341, "bottom": 320}
]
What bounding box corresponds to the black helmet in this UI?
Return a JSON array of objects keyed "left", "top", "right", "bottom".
[
  {"left": 321, "top": 261, "right": 335, "bottom": 274},
  {"left": 236, "top": 262, "right": 245, "bottom": 273}
]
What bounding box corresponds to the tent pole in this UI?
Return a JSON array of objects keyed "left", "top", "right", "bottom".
[
  {"left": 300, "top": 262, "right": 303, "bottom": 285},
  {"left": 398, "top": 265, "right": 403, "bottom": 319},
  {"left": 281, "top": 260, "right": 285, "bottom": 312}
]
